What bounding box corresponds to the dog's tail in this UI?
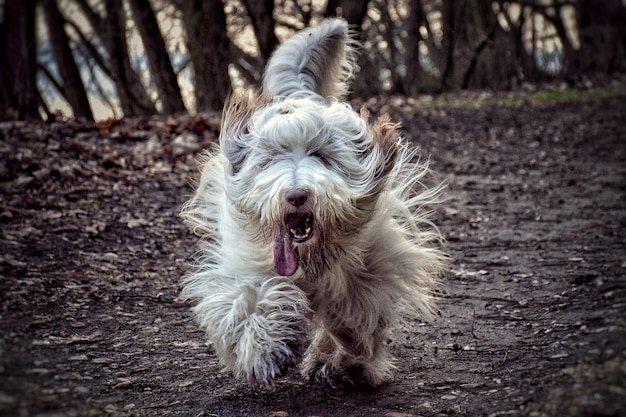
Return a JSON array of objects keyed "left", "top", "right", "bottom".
[{"left": 262, "top": 18, "right": 358, "bottom": 99}]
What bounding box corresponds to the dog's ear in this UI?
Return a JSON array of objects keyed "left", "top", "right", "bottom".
[
  {"left": 263, "top": 18, "right": 358, "bottom": 99},
  {"left": 369, "top": 112, "right": 400, "bottom": 178},
  {"left": 219, "top": 92, "right": 263, "bottom": 172}
]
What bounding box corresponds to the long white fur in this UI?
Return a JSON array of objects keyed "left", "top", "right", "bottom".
[
  {"left": 263, "top": 19, "right": 357, "bottom": 99},
  {"left": 181, "top": 18, "right": 447, "bottom": 388}
]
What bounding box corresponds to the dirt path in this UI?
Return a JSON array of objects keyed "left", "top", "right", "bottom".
[{"left": 1, "top": 93, "right": 625, "bottom": 417}]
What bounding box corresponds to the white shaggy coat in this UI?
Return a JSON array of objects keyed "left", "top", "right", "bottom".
[{"left": 181, "top": 18, "right": 447, "bottom": 388}]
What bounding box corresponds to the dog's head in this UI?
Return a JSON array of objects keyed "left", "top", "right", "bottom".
[{"left": 219, "top": 19, "right": 402, "bottom": 277}]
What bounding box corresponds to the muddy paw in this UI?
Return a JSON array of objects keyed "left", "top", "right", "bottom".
[{"left": 304, "top": 362, "right": 373, "bottom": 389}]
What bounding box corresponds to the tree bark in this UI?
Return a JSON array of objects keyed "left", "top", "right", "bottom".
[
  {"left": 127, "top": 0, "right": 186, "bottom": 114},
  {"left": 103, "top": 0, "right": 156, "bottom": 116},
  {"left": 182, "top": 0, "right": 230, "bottom": 112},
  {"left": 74, "top": 0, "right": 156, "bottom": 117},
  {"left": 444, "top": 0, "right": 519, "bottom": 89},
  {"left": 0, "top": 0, "right": 40, "bottom": 120},
  {"left": 242, "top": 0, "right": 278, "bottom": 63},
  {"left": 440, "top": 0, "right": 462, "bottom": 89},
  {"left": 574, "top": 0, "right": 626, "bottom": 73},
  {"left": 42, "top": 0, "right": 94, "bottom": 121},
  {"left": 401, "top": 0, "right": 427, "bottom": 95},
  {"left": 461, "top": 23, "right": 496, "bottom": 89}
]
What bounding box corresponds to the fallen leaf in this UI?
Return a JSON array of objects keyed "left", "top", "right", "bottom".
[
  {"left": 113, "top": 378, "right": 133, "bottom": 389},
  {"left": 268, "top": 412, "right": 288, "bottom": 417}
]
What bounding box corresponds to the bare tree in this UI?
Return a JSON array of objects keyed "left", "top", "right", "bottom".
[
  {"left": 433, "top": 0, "right": 522, "bottom": 89},
  {"left": 181, "top": 0, "right": 231, "bottom": 111},
  {"left": 0, "top": 0, "right": 40, "bottom": 120},
  {"left": 242, "top": 0, "right": 279, "bottom": 63},
  {"left": 401, "top": 0, "right": 427, "bottom": 95},
  {"left": 4, "top": 0, "right": 623, "bottom": 122},
  {"left": 460, "top": 0, "right": 502, "bottom": 89},
  {"left": 73, "top": 0, "right": 156, "bottom": 116},
  {"left": 42, "top": 0, "right": 94, "bottom": 121},
  {"left": 575, "top": 0, "right": 626, "bottom": 74},
  {"left": 128, "top": 0, "right": 186, "bottom": 114}
]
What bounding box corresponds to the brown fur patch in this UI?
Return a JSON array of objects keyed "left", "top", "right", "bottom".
[
  {"left": 221, "top": 91, "right": 270, "bottom": 138},
  {"left": 370, "top": 113, "right": 400, "bottom": 176}
]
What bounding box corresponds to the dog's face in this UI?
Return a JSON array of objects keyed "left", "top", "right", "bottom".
[
  {"left": 216, "top": 20, "right": 400, "bottom": 277},
  {"left": 219, "top": 95, "right": 399, "bottom": 277}
]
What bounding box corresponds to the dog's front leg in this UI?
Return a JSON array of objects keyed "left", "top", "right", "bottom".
[{"left": 192, "top": 276, "right": 309, "bottom": 387}]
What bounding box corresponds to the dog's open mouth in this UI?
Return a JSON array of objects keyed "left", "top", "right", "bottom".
[
  {"left": 274, "top": 212, "right": 314, "bottom": 276},
  {"left": 286, "top": 212, "right": 314, "bottom": 242}
]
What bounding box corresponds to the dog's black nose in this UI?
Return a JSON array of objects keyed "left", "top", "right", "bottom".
[{"left": 285, "top": 188, "right": 308, "bottom": 207}]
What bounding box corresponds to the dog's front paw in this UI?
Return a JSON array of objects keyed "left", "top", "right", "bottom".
[{"left": 236, "top": 335, "right": 304, "bottom": 387}]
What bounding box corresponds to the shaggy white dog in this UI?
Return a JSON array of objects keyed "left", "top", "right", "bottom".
[{"left": 181, "top": 18, "right": 447, "bottom": 388}]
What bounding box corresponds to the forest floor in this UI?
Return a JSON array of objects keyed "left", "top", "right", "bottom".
[{"left": 1, "top": 81, "right": 625, "bottom": 417}]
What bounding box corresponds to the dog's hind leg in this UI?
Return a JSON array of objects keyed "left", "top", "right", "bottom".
[{"left": 191, "top": 276, "right": 310, "bottom": 387}]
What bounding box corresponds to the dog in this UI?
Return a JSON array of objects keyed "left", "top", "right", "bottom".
[{"left": 181, "top": 18, "right": 447, "bottom": 389}]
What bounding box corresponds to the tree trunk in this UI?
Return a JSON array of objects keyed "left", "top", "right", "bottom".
[
  {"left": 74, "top": 0, "right": 156, "bottom": 117},
  {"left": 242, "top": 0, "right": 278, "bottom": 63},
  {"left": 401, "top": 0, "right": 427, "bottom": 95},
  {"left": 461, "top": 23, "right": 496, "bottom": 89},
  {"left": 440, "top": 0, "right": 462, "bottom": 89},
  {"left": 0, "top": 0, "right": 40, "bottom": 120},
  {"left": 575, "top": 0, "right": 626, "bottom": 73},
  {"left": 127, "top": 0, "right": 186, "bottom": 114},
  {"left": 42, "top": 0, "right": 94, "bottom": 121},
  {"left": 447, "top": 0, "right": 519, "bottom": 89},
  {"left": 182, "top": 0, "right": 230, "bottom": 112},
  {"left": 103, "top": 0, "right": 156, "bottom": 116}
]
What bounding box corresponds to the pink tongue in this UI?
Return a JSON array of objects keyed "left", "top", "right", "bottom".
[{"left": 274, "top": 230, "right": 299, "bottom": 276}]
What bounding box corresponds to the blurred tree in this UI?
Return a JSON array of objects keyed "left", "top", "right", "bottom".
[
  {"left": 459, "top": 0, "right": 520, "bottom": 89},
  {"left": 41, "top": 0, "right": 94, "bottom": 121},
  {"left": 575, "top": 0, "right": 626, "bottom": 74},
  {"left": 74, "top": 0, "right": 156, "bottom": 116},
  {"left": 494, "top": 1, "right": 544, "bottom": 84},
  {"left": 0, "top": 0, "right": 40, "bottom": 120},
  {"left": 3, "top": 0, "right": 624, "bottom": 121},
  {"left": 181, "top": 0, "right": 230, "bottom": 111},
  {"left": 439, "top": 0, "right": 459, "bottom": 89},
  {"left": 401, "top": 0, "right": 427, "bottom": 95},
  {"left": 242, "top": 0, "right": 279, "bottom": 63},
  {"left": 128, "top": 0, "right": 186, "bottom": 114},
  {"left": 531, "top": 0, "right": 577, "bottom": 75}
]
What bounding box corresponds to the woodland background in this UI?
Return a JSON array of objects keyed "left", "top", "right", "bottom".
[{"left": 1, "top": 0, "right": 625, "bottom": 122}]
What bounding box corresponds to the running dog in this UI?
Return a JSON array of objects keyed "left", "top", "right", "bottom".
[{"left": 181, "top": 18, "right": 446, "bottom": 388}]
